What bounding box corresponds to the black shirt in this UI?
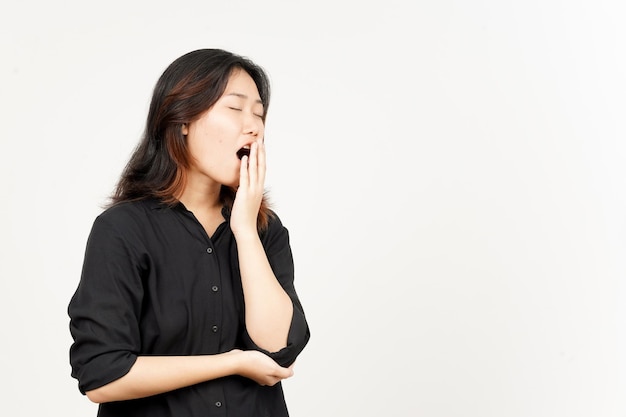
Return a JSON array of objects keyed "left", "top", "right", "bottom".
[{"left": 68, "top": 198, "right": 310, "bottom": 417}]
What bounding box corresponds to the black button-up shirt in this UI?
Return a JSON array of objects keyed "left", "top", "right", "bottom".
[{"left": 68, "top": 198, "right": 310, "bottom": 417}]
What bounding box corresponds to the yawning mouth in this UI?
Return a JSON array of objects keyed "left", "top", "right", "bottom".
[{"left": 236, "top": 146, "right": 250, "bottom": 160}]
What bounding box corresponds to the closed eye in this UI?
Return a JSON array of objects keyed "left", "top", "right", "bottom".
[{"left": 228, "top": 106, "right": 263, "bottom": 119}]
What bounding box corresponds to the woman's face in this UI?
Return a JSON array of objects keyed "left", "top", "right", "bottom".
[{"left": 183, "top": 69, "right": 265, "bottom": 188}]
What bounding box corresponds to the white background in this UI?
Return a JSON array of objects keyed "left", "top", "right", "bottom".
[{"left": 1, "top": 1, "right": 624, "bottom": 416}]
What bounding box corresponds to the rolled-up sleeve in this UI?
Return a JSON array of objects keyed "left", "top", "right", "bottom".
[
  {"left": 68, "top": 214, "right": 144, "bottom": 394},
  {"left": 241, "top": 216, "right": 310, "bottom": 367}
]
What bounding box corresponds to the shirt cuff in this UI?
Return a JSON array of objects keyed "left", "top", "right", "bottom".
[
  {"left": 72, "top": 350, "right": 137, "bottom": 395},
  {"left": 241, "top": 306, "right": 310, "bottom": 367}
]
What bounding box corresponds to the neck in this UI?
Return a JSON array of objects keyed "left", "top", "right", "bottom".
[{"left": 177, "top": 175, "right": 222, "bottom": 213}]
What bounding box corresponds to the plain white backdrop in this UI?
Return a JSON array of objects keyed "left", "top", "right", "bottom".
[{"left": 1, "top": 1, "right": 624, "bottom": 416}]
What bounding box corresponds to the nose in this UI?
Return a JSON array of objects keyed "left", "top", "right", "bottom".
[{"left": 243, "top": 112, "right": 263, "bottom": 137}]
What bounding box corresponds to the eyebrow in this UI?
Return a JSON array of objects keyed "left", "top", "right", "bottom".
[{"left": 226, "top": 93, "right": 263, "bottom": 105}]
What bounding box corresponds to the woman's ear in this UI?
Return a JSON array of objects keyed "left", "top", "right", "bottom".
[{"left": 182, "top": 123, "right": 188, "bottom": 136}]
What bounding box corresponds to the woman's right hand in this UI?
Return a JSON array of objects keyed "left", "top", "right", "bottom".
[{"left": 230, "top": 349, "right": 294, "bottom": 386}]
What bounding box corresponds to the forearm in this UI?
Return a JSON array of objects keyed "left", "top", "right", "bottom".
[
  {"left": 86, "top": 352, "right": 239, "bottom": 403},
  {"left": 236, "top": 234, "right": 293, "bottom": 352}
]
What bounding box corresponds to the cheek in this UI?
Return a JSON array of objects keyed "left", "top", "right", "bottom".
[
  {"left": 206, "top": 123, "right": 231, "bottom": 148},
  {"left": 188, "top": 113, "right": 237, "bottom": 156}
]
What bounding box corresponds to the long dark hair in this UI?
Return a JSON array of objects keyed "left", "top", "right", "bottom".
[{"left": 110, "top": 48, "right": 273, "bottom": 230}]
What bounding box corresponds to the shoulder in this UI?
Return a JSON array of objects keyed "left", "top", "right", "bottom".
[
  {"left": 260, "top": 210, "right": 291, "bottom": 246},
  {"left": 97, "top": 199, "right": 150, "bottom": 223},
  {"left": 265, "top": 209, "right": 288, "bottom": 232},
  {"left": 268, "top": 209, "right": 286, "bottom": 227},
  {"left": 91, "top": 199, "right": 159, "bottom": 237}
]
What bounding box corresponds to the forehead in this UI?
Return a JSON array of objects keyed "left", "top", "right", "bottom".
[{"left": 223, "top": 69, "right": 262, "bottom": 102}]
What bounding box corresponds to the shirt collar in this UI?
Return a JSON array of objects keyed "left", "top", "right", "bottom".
[{"left": 145, "top": 197, "right": 231, "bottom": 221}]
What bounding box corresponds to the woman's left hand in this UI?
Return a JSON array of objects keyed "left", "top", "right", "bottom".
[{"left": 230, "top": 139, "right": 265, "bottom": 239}]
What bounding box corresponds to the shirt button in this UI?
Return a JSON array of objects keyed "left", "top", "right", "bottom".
[
  {"left": 206, "top": 247, "right": 213, "bottom": 254},
  {"left": 212, "top": 325, "right": 219, "bottom": 332},
  {"left": 212, "top": 285, "right": 219, "bottom": 292},
  {"left": 215, "top": 401, "right": 222, "bottom": 408}
]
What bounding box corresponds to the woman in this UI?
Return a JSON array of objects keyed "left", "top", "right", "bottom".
[{"left": 68, "top": 48, "right": 310, "bottom": 417}]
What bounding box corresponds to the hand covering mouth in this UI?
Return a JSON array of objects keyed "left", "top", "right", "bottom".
[{"left": 236, "top": 146, "right": 251, "bottom": 160}]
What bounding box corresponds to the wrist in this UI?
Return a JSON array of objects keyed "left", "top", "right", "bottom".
[
  {"left": 232, "top": 228, "right": 260, "bottom": 244},
  {"left": 224, "top": 349, "right": 245, "bottom": 376}
]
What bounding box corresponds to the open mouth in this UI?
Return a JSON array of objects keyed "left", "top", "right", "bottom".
[{"left": 236, "top": 146, "right": 251, "bottom": 160}]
